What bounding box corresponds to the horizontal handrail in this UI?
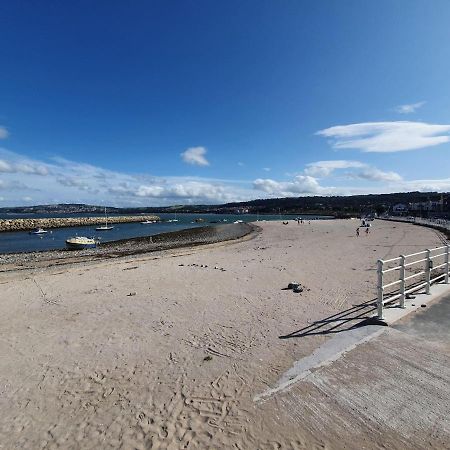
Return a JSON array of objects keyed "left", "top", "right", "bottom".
[
  {"left": 377, "top": 244, "right": 450, "bottom": 319},
  {"left": 431, "top": 252, "right": 447, "bottom": 259},
  {"left": 404, "top": 258, "right": 427, "bottom": 267},
  {"left": 383, "top": 279, "right": 402, "bottom": 289},
  {"left": 382, "top": 266, "right": 401, "bottom": 274},
  {"left": 404, "top": 282, "right": 427, "bottom": 295},
  {"left": 404, "top": 250, "right": 427, "bottom": 258},
  {"left": 383, "top": 256, "right": 402, "bottom": 264},
  {"left": 404, "top": 271, "right": 425, "bottom": 282}
]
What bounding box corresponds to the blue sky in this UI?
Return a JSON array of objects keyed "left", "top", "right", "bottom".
[{"left": 1, "top": 0, "right": 450, "bottom": 206}]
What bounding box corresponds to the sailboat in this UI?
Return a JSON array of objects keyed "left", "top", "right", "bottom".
[
  {"left": 96, "top": 207, "right": 114, "bottom": 231},
  {"left": 167, "top": 212, "right": 178, "bottom": 223}
]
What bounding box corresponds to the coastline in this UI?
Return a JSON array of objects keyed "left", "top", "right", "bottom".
[
  {"left": 0, "top": 219, "right": 448, "bottom": 448},
  {"left": 0, "top": 222, "right": 257, "bottom": 271}
]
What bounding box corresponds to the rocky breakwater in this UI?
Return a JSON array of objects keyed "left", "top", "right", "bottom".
[{"left": 0, "top": 215, "right": 160, "bottom": 232}]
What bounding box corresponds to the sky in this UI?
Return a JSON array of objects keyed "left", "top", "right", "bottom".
[{"left": 1, "top": 0, "right": 450, "bottom": 207}]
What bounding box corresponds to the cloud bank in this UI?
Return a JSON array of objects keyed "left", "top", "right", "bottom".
[{"left": 0, "top": 149, "right": 448, "bottom": 207}]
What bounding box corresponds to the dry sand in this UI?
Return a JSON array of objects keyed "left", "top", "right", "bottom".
[{"left": 0, "top": 219, "right": 446, "bottom": 449}]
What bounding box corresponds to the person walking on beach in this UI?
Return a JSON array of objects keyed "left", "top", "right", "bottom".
[
  {"left": 365, "top": 227, "right": 369, "bottom": 235},
  {"left": 356, "top": 227, "right": 360, "bottom": 237}
]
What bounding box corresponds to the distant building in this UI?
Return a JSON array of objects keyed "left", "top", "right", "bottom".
[
  {"left": 392, "top": 203, "right": 408, "bottom": 213},
  {"left": 408, "top": 200, "right": 442, "bottom": 212}
]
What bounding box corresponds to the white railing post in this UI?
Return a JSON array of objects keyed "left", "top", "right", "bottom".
[
  {"left": 445, "top": 245, "right": 449, "bottom": 284},
  {"left": 377, "top": 259, "right": 384, "bottom": 319},
  {"left": 399, "top": 255, "right": 406, "bottom": 308},
  {"left": 425, "top": 249, "right": 431, "bottom": 294}
]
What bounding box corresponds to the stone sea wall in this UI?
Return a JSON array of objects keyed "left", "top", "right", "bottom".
[{"left": 0, "top": 215, "right": 160, "bottom": 232}]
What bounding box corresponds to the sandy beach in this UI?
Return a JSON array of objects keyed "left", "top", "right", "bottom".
[{"left": 0, "top": 219, "right": 447, "bottom": 449}]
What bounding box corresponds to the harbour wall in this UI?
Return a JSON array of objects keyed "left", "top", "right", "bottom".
[{"left": 0, "top": 215, "right": 160, "bottom": 232}]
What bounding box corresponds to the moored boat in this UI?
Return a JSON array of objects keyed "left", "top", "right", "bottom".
[
  {"left": 65, "top": 236, "right": 97, "bottom": 250},
  {"left": 29, "top": 227, "right": 48, "bottom": 235},
  {"left": 96, "top": 207, "right": 114, "bottom": 231}
]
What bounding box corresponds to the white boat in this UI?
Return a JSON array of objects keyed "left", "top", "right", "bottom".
[
  {"left": 66, "top": 236, "right": 97, "bottom": 250},
  {"left": 96, "top": 207, "right": 114, "bottom": 231},
  {"left": 141, "top": 220, "right": 156, "bottom": 224},
  {"left": 234, "top": 220, "right": 243, "bottom": 224},
  {"left": 29, "top": 227, "right": 48, "bottom": 235}
]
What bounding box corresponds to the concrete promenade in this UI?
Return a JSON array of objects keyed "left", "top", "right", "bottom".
[{"left": 260, "top": 287, "right": 450, "bottom": 449}]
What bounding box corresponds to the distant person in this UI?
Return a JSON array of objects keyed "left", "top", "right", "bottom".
[
  {"left": 356, "top": 227, "right": 360, "bottom": 237},
  {"left": 365, "top": 227, "right": 369, "bottom": 235}
]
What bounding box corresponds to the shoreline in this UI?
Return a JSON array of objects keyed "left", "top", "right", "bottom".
[
  {"left": 0, "top": 220, "right": 447, "bottom": 448},
  {"left": 0, "top": 222, "right": 257, "bottom": 271}
]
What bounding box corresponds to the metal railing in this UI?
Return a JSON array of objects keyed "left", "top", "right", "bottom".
[
  {"left": 382, "top": 215, "right": 450, "bottom": 232},
  {"left": 377, "top": 245, "right": 450, "bottom": 319}
]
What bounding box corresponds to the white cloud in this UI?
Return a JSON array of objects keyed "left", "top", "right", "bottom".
[
  {"left": 305, "top": 160, "right": 366, "bottom": 177},
  {"left": 180, "top": 146, "right": 210, "bottom": 166},
  {"left": 395, "top": 101, "right": 426, "bottom": 114},
  {"left": 0, "top": 160, "right": 13, "bottom": 172},
  {"left": 399, "top": 178, "right": 450, "bottom": 192},
  {"left": 0, "top": 149, "right": 253, "bottom": 206},
  {"left": 305, "top": 160, "right": 402, "bottom": 183},
  {"left": 253, "top": 175, "right": 323, "bottom": 196},
  {"left": 0, "top": 148, "right": 447, "bottom": 207},
  {"left": 317, "top": 121, "right": 450, "bottom": 152},
  {"left": 0, "top": 154, "right": 49, "bottom": 176},
  {"left": 134, "top": 181, "right": 231, "bottom": 202},
  {"left": 347, "top": 168, "right": 403, "bottom": 182},
  {"left": 0, "top": 127, "right": 9, "bottom": 139}
]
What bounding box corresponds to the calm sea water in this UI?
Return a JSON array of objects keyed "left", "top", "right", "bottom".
[{"left": 0, "top": 213, "right": 332, "bottom": 254}]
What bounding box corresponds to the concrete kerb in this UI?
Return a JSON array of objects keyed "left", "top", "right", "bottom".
[{"left": 371, "top": 282, "right": 450, "bottom": 326}]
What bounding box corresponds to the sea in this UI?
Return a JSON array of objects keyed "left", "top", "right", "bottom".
[{"left": 0, "top": 212, "right": 333, "bottom": 254}]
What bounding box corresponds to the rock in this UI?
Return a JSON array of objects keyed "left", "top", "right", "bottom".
[
  {"left": 288, "top": 282, "right": 300, "bottom": 289},
  {"left": 0, "top": 215, "right": 160, "bottom": 232}
]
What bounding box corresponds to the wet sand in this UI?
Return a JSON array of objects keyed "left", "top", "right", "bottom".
[{"left": 0, "top": 219, "right": 446, "bottom": 449}]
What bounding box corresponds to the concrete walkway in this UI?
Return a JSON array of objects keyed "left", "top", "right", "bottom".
[{"left": 257, "top": 291, "right": 450, "bottom": 449}]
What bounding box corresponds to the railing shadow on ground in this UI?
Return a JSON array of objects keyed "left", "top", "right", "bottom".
[{"left": 279, "top": 297, "right": 392, "bottom": 340}]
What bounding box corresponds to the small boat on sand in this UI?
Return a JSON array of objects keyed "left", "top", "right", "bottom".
[
  {"left": 66, "top": 236, "right": 97, "bottom": 250},
  {"left": 29, "top": 228, "right": 48, "bottom": 235}
]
